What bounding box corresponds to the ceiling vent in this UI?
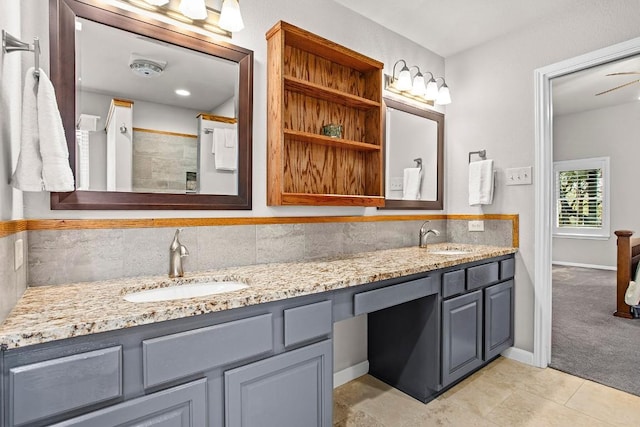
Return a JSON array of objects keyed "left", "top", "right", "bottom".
[{"left": 129, "top": 54, "right": 167, "bottom": 77}]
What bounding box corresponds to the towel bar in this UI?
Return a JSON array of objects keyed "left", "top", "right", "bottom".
[
  {"left": 468, "top": 149, "right": 486, "bottom": 163},
  {"left": 2, "top": 30, "right": 40, "bottom": 78}
]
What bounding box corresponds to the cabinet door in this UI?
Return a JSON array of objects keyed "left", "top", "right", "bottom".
[
  {"left": 441, "top": 291, "right": 483, "bottom": 387},
  {"left": 484, "top": 280, "right": 514, "bottom": 361},
  {"left": 48, "top": 379, "right": 206, "bottom": 427},
  {"left": 225, "top": 340, "right": 332, "bottom": 427}
]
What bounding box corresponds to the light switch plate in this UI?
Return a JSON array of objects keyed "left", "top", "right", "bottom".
[
  {"left": 505, "top": 166, "right": 532, "bottom": 185},
  {"left": 469, "top": 220, "right": 484, "bottom": 232},
  {"left": 15, "top": 239, "right": 24, "bottom": 270}
]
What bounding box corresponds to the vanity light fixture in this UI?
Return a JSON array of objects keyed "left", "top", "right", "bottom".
[
  {"left": 143, "top": 0, "right": 169, "bottom": 5},
  {"left": 218, "top": 0, "right": 244, "bottom": 32},
  {"left": 386, "top": 59, "right": 452, "bottom": 106},
  {"left": 179, "top": 0, "right": 208, "bottom": 20}
]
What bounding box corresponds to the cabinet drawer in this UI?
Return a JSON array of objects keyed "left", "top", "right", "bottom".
[
  {"left": 354, "top": 276, "right": 438, "bottom": 315},
  {"left": 442, "top": 270, "right": 466, "bottom": 298},
  {"left": 284, "top": 300, "right": 332, "bottom": 348},
  {"left": 142, "top": 314, "right": 273, "bottom": 388},
  {"left": 500, "top": 258, "right": 515, "bottom": 280},
  {"left": 9, "top": 346, "right": 122, "bottom": 426},
  {"left": 466, "top": 262, "right": 499, "bottom": 291}
]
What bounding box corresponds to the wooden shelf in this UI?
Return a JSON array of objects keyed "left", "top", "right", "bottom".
[
  {"left": 266, "top": 21, "right": 384, "bottom": 207},
  {"left": 284, "top": 76, "right": 380, "bottom": 110},
  {"left": 284, "top": 130, "right": 380, "bottom": 152}
]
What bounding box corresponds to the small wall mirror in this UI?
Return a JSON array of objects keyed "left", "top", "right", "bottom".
[
  {"left": 382, "top": 98, "right": 444, "bottom": 210},
  {"left": 50, "top": 0, "right": 253, "bottom": 210}
]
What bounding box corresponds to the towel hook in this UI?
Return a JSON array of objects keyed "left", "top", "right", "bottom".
[
  {"left": 468, "top": 149, "right": 486, "bottom": 163},
  {"left": 2, "top": 30, "right": 40, "bottom": 78},
  {"left": 414, "top": 158, "right": 423, "bottom": 171}
]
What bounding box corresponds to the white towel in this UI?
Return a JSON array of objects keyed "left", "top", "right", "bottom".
[
  {"left": 212, "top": 128, "right": 223, "bottom": 154},
  {"left": 11, "top": 67, "right": 74, "bottom": 192},
  {"left": 11, "top": 68, "right": 43, "bottom": 191},
  {"left": 626, "top": 281, "right": 640, "bottom": 306},
  {"left": 214, "top": 128, "right": 237, "bottom": 171},
  {"left": 402, "top": 167, "right": 422, "bottom": 200},
  {"left": 469, "top": 159, "right": 494, "bottom": 205}
]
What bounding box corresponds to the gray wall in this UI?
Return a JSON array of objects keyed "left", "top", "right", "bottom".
[{"left": 553, "top": 101, "right": 640, "bottom": 268}]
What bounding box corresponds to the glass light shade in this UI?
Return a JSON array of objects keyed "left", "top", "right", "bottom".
[
  {"left": 179, "top": 0, "right": 208, "bottom": 20},
  {"left": 219, "top": 0, "right": 245, "bottom": 32},
  {"left": 425, "top": 79, "right": 439, "bottom": 100},
  {"left": 411, "top": 74, "right": 426, "bottom": 96},
  {"left": 436, "top": 84, "right": 452, "bottom": 105},
  {"left": 396, "top": 67, "right": 412, "bottom": 91},
  {"left": 144, "top": 0, "right": 170, "bottom": 5}
]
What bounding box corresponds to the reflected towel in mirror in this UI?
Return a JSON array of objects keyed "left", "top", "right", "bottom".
[
  {"left": 214, "top": 128, "right": 237, "bottom": 171},
  {"left": 469, "top": 159, "right": 494, "bottom": 205},
  {"left": 403, "top": 167, "right": 422, "bottom": 200}
]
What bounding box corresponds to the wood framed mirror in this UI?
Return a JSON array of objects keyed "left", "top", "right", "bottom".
[
  {"left": 380, "top": 98, "right": 444, "bottom": 210},
  {"left": 49, "top": 0, "right": 253, "bottom": 210}
]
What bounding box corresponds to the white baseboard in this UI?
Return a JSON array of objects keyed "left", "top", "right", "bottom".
[
  {"left": 501, "top": 347, "right": 535, "bottom": 366},
  {"left": 333, "top": 361, "right": 369, "bottom": 388},
  {"left": 552, "top": 261, "right": 616, "bottom": 271}
]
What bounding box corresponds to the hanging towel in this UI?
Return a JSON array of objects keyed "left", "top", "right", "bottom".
[
  {"left": 11, "top": 67, "right": 74, "bottom": 192},
  {"left": 468, "top": 159, "right": 494, "bottom": 205},
  {"left": 402, "top": 167, "right": 422, "bottom": 200},
  {"left": 37, "top": 69, "right": 74, "bottom": 191},
  {"left": 212, "top": 128, "right": 223, "bottom": 154},
  {"left": 214, "top": 128, "right": 237, "bottom": 171},
  {"left": 11, "top": 67, "right": 43, "bottom": 191},
  {"left": 625, "top": 281, "right": 640, "bottom": 306}
]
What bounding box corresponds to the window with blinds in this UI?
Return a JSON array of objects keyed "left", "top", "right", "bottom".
[{"left": 553, "top": 157, "right": 610, "bottom": 239}]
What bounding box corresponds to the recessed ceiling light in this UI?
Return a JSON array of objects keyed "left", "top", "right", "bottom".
[{"left": 175, "top": 89, "right": 191, "bottom": 96}]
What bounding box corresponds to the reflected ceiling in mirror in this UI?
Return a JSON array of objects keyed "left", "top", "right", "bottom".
[
  {"left": 381, "top": 98, "right": 444, "bottom": 210},
  {"left": 50, "top": 0, "right": 253, "bottom": 210}
]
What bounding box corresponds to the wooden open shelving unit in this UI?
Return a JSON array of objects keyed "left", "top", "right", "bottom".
[{"left": 266, "top": 21, "right": 385, "bottom": 207}]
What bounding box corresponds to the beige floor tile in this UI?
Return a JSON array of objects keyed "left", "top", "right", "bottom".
[
  {"left": 402, "top": 398, "right": 500, "bottom": 427},
  {"left": 333, "top": 408, "right": 385, "bottom": 427},
  {"left": 436, "top": 372, "right": 513, "bottom": 417},
  {"left": 485, "top": 389, "right": 613, "bottom": 427},
  {"left": 565, "top": 380, "right": 640, "bottom": 425},
  {"left": 333, "top": 400, "right": 351, "bottom": 424},
  {"left": 522, "top": 368, "right": 585, "bottom": 405}
]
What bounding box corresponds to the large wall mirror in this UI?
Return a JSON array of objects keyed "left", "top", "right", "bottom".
[
  {"left": 50, "top": 0, "right": 253, "bottom": 209},
  {"left": 382, "top": 98, "right": 444, "bottom": 210}
]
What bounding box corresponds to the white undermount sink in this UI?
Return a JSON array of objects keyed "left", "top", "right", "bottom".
[
  {"left": 428, "top": 249, "right": 471, "bottom": 256},
  {"left": 124, "top": 281, "right": 249, "bottom": 303}
]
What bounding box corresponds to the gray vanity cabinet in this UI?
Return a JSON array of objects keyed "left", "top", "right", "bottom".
[
  {"left": 484, "top": 279, "right": 514, "bottom": 361},
  {"left": 441, "top": 290, "right": 483, "bottom": 386},
  {"left": 225, "top": 339, "right": 332, "bottom": 427}
]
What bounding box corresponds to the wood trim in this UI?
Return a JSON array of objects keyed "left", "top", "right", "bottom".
[
  {"left": 20, "top": 214, "right": 520, "bottom": 247},
  {"left": 112, "top": 98, "right": 133, "bottom": 108},
  {"left": 197, "top": 113, "right": 237, "bottom": 124},
  {"left": 614, "top": 230, "right": 635, "bottom": 318},
  {"left": 0, "top": 220, "right": 28, "bottom": 238},
  {"left": 132, "top": 127, "right": 197, "bottom": 139}
]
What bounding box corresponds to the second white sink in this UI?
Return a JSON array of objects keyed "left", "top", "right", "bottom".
[
  {"left": 124, "top": 281, "right": 248, "bottom": 303},
  {"left": 429, "top": 249, "right": 471, "bottom": 256}
]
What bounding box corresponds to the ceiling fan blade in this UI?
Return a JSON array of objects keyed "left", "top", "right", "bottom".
[
  {"left": 595, "top": 79, "right": 640, "bottom": 96},
  {"left": 606, "top": 72, "right": 640, "bottom": 76}
]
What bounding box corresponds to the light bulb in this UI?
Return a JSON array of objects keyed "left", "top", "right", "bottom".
[
  {"left": 179, "top": 0, "right": 208, "bottom": 20},
  {"left": 411, "top": 73, "right": 426, "bottom": 96},
  {"left": 219, "top": 0, "right": 244, "bottom": 32},
  {"left": 396, "top": 66, "right": 412, "bottom": 91},
  {"left": 436, "top": 84, "right": 451, "bottom": 105},
  {"left": 425, "top": 78, "right": 439, "bottom": 101}
]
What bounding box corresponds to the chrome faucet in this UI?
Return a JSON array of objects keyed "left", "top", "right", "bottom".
[
  {"left": 419, "top": 221, "right": 441, "bottom": 248},
  {"left": 169, "top": 229, "right": 189, "bottom": 278}
]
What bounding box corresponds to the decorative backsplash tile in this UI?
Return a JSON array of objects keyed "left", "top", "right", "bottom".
[{"left": 0, "top": 232, "right": 27, "bottom": 323}]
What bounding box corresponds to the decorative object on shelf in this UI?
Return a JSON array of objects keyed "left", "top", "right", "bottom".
[
  {"left": 321, "top": 123, "right": 343, "bottom": 138},
  {"left": 386, "top": 59, "right": 452, "bottom": 105},
  {"left": 266, "top": 21, "right": 384, "bottom": 207}
]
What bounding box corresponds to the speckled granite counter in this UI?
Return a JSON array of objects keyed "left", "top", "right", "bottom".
[{"left": 0, "top": 243, "right": 517, "bottom": 349}]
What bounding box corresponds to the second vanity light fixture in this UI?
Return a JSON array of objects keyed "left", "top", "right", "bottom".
[
  {"left": 142, "top": 0, "right": 244, "bottom": 31},
  {"left": 386, "top": 59, "right": 451, "bottom": 105}
]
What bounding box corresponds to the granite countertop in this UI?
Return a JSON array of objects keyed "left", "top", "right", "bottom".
[{"left": 0, "top": 243, "right": 517, "bottom": 349}]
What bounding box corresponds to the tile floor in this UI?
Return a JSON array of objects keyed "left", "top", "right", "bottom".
[{"left": 333, "top": 357, "right": 640, "bottom": 426}]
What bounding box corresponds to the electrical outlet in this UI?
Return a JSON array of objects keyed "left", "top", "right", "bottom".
[
  {"left": 390, "top": 177, "right": 403, "bottom": 191},
  {"left": 506, "top": 166, "right": 532, "bottom": 185},
  {"left": 15, "top": 239, "right": 24, "bottom": 270},
  {"left": 469, "top": 220, "right": 484, "bottom": 232}
]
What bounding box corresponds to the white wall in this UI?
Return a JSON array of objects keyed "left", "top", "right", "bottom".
[
  {"left": 211, "top": 96, "right": 235, "bottom": 117},
  {"left": 553, "top": 101, "right": 640, "bottom": 268},
  {"left": 445, "top": 0, "right": 640, "bottom": 352}
]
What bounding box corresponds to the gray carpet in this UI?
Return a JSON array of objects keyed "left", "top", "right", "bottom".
[{"left": 550, "top": 265, "right": 640, "bottom": 396}]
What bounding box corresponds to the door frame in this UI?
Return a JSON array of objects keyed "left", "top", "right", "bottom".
[{"left": 533, "top": 36, "right": 640, "bottom": 368}]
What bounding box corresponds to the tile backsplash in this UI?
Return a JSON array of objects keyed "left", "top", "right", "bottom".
[
  {"left": 27, "top": 219, "right": 513, "bottom": 286},
  {"left": 0, "top": 232, "right": 28, "bottom": 321}
]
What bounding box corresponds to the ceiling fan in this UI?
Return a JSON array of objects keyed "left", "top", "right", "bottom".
[{"left": 595, "top": 72, "right": 640, "bottom": 96}]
